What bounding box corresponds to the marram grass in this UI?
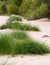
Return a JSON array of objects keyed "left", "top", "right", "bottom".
[
  {"left": 6, "top": 15, "right": 22, "bottom": 23},
  {"left": 0, "top": 31, "right": 50, "bottom": 55},
  {"left": 0, "top": 22, "right": 40, "bottom": 31}
]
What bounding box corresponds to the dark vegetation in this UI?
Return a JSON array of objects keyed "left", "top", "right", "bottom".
[{"left": 0, "top": 0, "right": 50, "bottom": 19}]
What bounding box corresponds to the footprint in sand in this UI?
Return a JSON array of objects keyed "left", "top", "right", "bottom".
[{"left": 42, "top": 35, "right": 50, "bottom": 41}]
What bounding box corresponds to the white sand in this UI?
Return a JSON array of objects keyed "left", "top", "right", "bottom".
[
  {"left": 27, "top": 31, "right": 50, "bottom": 46},
  {"left": 22, "top": 19, "right": 50, "bottom": 45},
  {"left": 0, "top": 16, "right": 50, "bottom": 65},
  {"left": 0, "top": 16, "right": 9, "bottom": 26},
  {"left": 0, "top": 54, "right": 50, "bottom": 65}
]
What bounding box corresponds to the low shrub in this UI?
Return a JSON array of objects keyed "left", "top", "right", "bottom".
[
  {"left": 25, "top": 3, "right": 48, "bottom": 19},
  {"left": 33, "top": 3, "right": 48, "bottom": 19}
]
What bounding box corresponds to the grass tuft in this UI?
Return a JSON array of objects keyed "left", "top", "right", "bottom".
[
  {"left": 7, "top": 22, "right": 40, "bottom": 31},
  {"left": 0, "top": 31, "right": 50, "bottom": 55},
  {"left": 0, "top": 22, "right": 40, "bottom": 31},
  {"left": 6, "top": 15, "right": 22, "bottom": 23}
]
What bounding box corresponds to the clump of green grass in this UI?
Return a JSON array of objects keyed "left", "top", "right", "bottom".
[
  {"left": 0, "top": 31, "right": 28, "bottom": 55},
  {"left": 0, "top": 22, "right": 40, "bottom": 31},
  {"left": 0, "top": 31, "right": 50, "bottom": 55},
  {"left": 12, "top": 39, "right": 50, "bottom": 55},
  {"left": 7, "top": 22, "right": 40, "bottom": 31},
  {"left": 6, "top": 15, "right": 22, "bottom": 23}
]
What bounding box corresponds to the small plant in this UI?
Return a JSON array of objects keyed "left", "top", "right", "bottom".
[{"left": 6, "top": 15, "right": 22, "bottom": 23}]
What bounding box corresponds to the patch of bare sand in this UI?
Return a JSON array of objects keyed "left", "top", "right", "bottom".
[
  {"left": 27, "top": 31, "right": 50, "bottom": 46},
  {"left": 0, "top": 54, "right": 50, "bottom": 65},
  {"left": 0, "top": 16, "right": 9, "bottom": 26}
]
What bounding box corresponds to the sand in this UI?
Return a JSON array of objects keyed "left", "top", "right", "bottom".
[
  {"left": 0, "top": 16, "right": 50, "bottom": 65},
  {"left": 0, "top": 54, "right": 50, "bottom": 65}
]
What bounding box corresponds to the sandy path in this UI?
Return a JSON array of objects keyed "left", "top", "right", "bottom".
[{"left": 0, "top": 16, "right": 50, "bottom": 65}]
